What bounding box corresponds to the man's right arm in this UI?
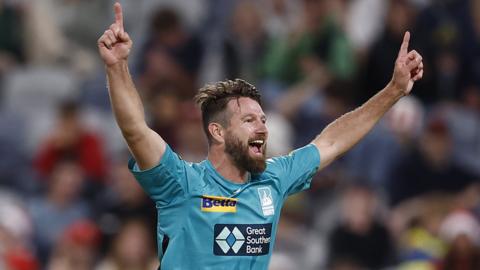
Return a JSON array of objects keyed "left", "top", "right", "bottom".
[
  {"left": 99, "top": 3, "right": 166, "bottom": 170},
  {"left": 107, "top": 62, "right": 166, "bottom": 170}
]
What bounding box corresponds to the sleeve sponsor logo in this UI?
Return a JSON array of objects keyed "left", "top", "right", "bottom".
[
  {"left": 214, "top": 223, "right": 272, "bottom": 256},
  {"left": 201, "top": 195, "right": 238, "bottom": 213}
]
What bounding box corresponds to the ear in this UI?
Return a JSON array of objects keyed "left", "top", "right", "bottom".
[{"left": 208, "top": 122, "right": 225, "bottom": 144}]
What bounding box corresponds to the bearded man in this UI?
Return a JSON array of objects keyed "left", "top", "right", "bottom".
[{"left": 98, "top": 3, "right": 423, "bottom": 270}]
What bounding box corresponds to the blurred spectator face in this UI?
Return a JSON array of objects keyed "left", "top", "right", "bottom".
[
  {"left": 143, "top": 49, "right": 179, "bottom": 80},
  {"left": 112, "top": 220, "right": 153, "bottom": 267},
  {"left": 440, "top": 211, "right": 480, "bottom": 245},
  {"left": 386, "top": 96, "right": 424, "bottom": 142},
  {"left": 177, "top": 119, "right": 207, "bottom": 162},
  {"left": 0, "top": 225, "right": 13, "bottom": 257},
  {"left": 387, "top": 0, "right": 414, "bottom": 35},
  {"left": 456, "top": 184, "right": 480, "bottom": 210},
  {"left": 330, "top": 260, "right": 363, "bottom": 270},
  {"left": 322, "top": 80, "right": 354, "bottom": 119},
  {"left": 53, "top": 102, "right": 82, "bottom": 149},
  {"left": 419, "top": 120, "right": 452, "bottom": 166},
  {"left": 341, "top": 187, "right": 376, "bottom": 233},
  {"left": 451, "top": 234, "right": 476, "bottom": 255},
  {"left": 301, "top": 0, "right": 327, "bottom": 30},
  {"left": 151, "top": 9, "right": 185, "bottom": 48},
  {"left": 48, "top": 161, "right": 83, "bottom": 204},
  {"left": 271, "top": 0, "right": 287, "bottom": 15},
  {"left": 111, "top": 163, "right": 145, "bottom": 206},
  {"left": 462, "top": 85, "right": 480, "bottom": 110},
  {"left": 440, "top": 210, "right": 480, "bottom": 264},
  {"left": 47, "top": 220, "right": 100, "bottom": 270},
  {"left": 149, "top": 91, "right": 180, "bottom": 126},
  {"left": 473, "top": 0, "right": 480, "bottom": 36},
  {"left": 0, "top": 192, "right": 33, "bottom": 247},
  {"left": 436, "top": 50, "right": 458, "bottom": 77},
  {"left": 231, "top": 2, "right": 263, "bottom": 42}
]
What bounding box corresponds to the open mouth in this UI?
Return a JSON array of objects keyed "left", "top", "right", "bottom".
[{"left": 248, "top": 139, "right": 265, "bottom": 155}]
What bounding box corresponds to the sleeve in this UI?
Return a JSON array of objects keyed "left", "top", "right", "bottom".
[
  {"left": 267, "top": 144, "right": 321, "bottom": 197},
  {"left": 128, "top": 145, "right": 189, "bottom": 206}
]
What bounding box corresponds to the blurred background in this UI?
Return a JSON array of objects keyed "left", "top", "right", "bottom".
[{"left": 0, "top": 0, "right": 480, "bottom": 269}]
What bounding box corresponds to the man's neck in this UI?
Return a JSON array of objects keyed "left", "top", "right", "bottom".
[{"left": 207, "top": 147, "right": 248, "bottom": 184}]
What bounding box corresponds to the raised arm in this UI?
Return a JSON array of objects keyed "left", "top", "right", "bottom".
[
  {"left": 313, "top": 32, "right": 424, "bottom": 170},
  {"left": 98, "top": 3, "right": 166, "bottom": 170}
]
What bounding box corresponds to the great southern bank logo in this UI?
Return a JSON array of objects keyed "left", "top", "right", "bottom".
[
  {"left": 215, "top": 226, "right": 245, "bottom": 254},
  {"left": 213, "top": 224, "right": 272, "bottom": 256}
]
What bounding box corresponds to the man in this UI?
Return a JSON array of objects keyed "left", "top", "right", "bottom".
[{"left": 98, "top": 3, "right": 423, "bottom": 270}]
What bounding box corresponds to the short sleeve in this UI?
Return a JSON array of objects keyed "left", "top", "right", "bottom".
[
  {"left": 267, "top": 144, "right": 320, "bottom": 197},
  {"left": 128, "top": 145, "right": 188, "bottom": 206}
]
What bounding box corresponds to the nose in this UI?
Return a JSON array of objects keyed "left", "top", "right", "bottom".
[{"left": 256, "top": 121, "right": 268, "bottom": 136}]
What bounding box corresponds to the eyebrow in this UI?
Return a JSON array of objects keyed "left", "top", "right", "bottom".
[{"left": 241, "top": 113, "right": 267, "bottom": 120}]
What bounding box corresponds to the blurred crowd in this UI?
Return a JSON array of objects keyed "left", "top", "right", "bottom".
[{"left": 0, "top": 0, "right": 480, "bottom": 269}]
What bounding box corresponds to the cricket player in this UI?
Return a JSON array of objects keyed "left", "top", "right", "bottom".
[{"left": 98, "top": 3, "right": 423, "bottom": 270}]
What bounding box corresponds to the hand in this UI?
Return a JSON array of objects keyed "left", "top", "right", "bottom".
[
  {"left": 97, "top": 3, "right": 132, "bottom": 66},
  {"left": 391, "top": 31, "right": 424, "bottom": 95}
]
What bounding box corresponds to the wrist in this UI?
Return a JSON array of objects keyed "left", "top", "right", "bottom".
[
  {"left": 106, "top": 60, "right": 129, "bottom": 73},
  {"left": 387, "top": 80, "right": 407, "bottom": 98}
]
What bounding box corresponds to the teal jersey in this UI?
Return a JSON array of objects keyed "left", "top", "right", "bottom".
[{"left": 129, "top": 144, "right": 320, "bottom": 270}]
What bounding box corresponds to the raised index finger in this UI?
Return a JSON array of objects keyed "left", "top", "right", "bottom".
[
  {"left": 398, "top": 31, "right": 410, "bottom": 58},
  {"left": 114, "top": 2, "right": 124, "bottom": 31}
]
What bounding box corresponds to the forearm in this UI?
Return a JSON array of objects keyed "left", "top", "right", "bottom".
[
  {"left": 106, "top": 61, "right": 148, "bottom": 139},
  {"left": 100, "top": 3, "right": 166, "bottom": 170},
  {"left": 106, "top": 61, "right": 166, "bottom": 169},
  {"left": 313, "top": 82, "right": 404, "bottom": 168}
]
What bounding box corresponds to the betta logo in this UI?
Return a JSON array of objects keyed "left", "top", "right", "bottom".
[{"left": 201, "top": 195, "right": 238, "bottom": 213}]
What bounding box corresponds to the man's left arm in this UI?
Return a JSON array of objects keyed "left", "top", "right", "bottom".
[{"left": 312, "top": 31, "right": 424, "bottom": 170}]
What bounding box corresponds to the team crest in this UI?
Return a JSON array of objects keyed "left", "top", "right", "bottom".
[{"left": 257, "top": 187, "right": 274, "bottom": 216}]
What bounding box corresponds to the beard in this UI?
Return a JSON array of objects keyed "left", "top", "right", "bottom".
[{"left": 224, "top": 132, "right": 267, "bottom": 174}]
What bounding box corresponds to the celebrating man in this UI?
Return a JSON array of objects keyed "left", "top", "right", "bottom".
[{"left": 98, "top": 3, "right": 423, "bottom": 270}]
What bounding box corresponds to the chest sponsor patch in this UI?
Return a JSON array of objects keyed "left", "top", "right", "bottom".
[
  {"left": 214, "top": 223, "right": 272, "bottom": 256},
  {"left": 201, "top": 195, "right": 238, "bottom": 213}
]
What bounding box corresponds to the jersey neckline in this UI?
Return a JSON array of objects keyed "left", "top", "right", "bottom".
[{"left": 203, "top": 159, "right": 253, "bottom": 190}]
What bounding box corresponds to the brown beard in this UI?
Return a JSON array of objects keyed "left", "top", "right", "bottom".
[{"left": 224, "top": 132, "right": 267, "bottom": 174}]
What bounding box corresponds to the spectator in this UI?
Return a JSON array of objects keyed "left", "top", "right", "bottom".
[
  {"left": 33, "top": 100, "right": 107, "bottom": 182},
  {"left": 328, "top": 185, "right": 394, "bottom": 269},
  {"left": 29, "top": 160, "right": 90, "bottom": 264},
  {"left": 438, "top": 210, "right": 480, "bottom": 270},
  {"left": 262, "top": 0, "right": 355, "bottom": 86},
  {"left": 95, "top": 158, "right": 156, "bottom": 252},
  {"left": 138, "top": 7, "right": 204, "bottom": 99},
  {"left": 443, "top": 85, "right": 480, "bottom": 177},
  {"left": 96, "top": 219, "right": 158, "bottom": 270},
  {"left": 221, "top": 1, "right": 269, "bottom": 83},
  {"left": 47, "top": 220, "right": 101, "bottom": 270},
  {"left": 0, "top": 190, "right": 38, "bottom": 270},
  {"left": 395, "top": 194, "right": 450, "bottom": 270},
  {"left": 360, "top": 0, "right": 417, "bottom": 104},
  {"left": 146, "top": 84, "right": 182, "bottom": 149},
  {"left": 388, "top": 117, "right": 478, "bottom": 206},
  {"left": 0, "top": 0, "right": 24, "bottom": 82}
]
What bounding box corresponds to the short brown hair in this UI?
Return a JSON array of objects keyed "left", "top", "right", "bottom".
[{"left": 194, "top": 79, "right": 262, "bottom": 143}]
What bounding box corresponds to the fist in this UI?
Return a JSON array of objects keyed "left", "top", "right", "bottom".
[{"left": 97, "top": 3, "right": 132, "bottom": 66}]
